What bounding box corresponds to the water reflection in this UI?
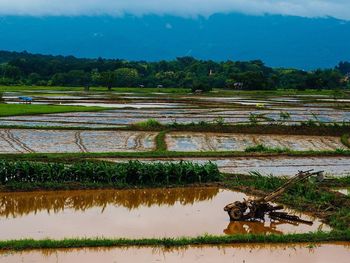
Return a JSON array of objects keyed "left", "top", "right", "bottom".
[
  {"left": 224, "top": 220, "right": 294, "bottom": 235},
  {"left": 0, "top": 187, "right": 220, "bottom": 218}
]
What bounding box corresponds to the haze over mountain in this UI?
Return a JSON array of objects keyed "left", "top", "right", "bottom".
[{"left": 0, "top": 1, "right": 349, "bottom": 69}]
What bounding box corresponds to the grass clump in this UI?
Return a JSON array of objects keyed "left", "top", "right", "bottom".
[
  {"left": 0, "top": 160, "right": 221, "bottom": 187},
  {"left": 244, "top": 144, "right": 290, "bottom": 153},
  {"left": 0, "top": 104, "right": 108, "bottom": 117},
  {"left": 133, "top": 119, "right": 163, "bottom": 129},
  {"left": 341, "top": 134, "right": 350, "bottom": 148}
]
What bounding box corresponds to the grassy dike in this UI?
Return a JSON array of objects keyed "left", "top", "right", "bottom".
[
  {"left": 1, "top": 231, "right": 350, "bottom": 251},
  {"left": 0, "top": 104, "right": 111, "bottom": 117},
  {"left": 0, "top": 149, "right": 350, "bottom": 163}
]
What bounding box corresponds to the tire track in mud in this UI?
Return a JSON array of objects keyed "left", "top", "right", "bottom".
[
  {"left": 5, "top": 130, "right": 35, "bottom": 153},
  {"left": 3, "top": 130, "right": 35, "bottom": 153},
  {"left": 0, "top": 130, "right": 21, "bottom": 153},
  {"left": 204, "top": 135, "right": 216, "bottom": 151},
  {"left": 133, "top": 134, "right": 143, "bottom": 150},
  {"left": 74, "top": 131, "right": 88, "bottom": 153},
  {"left": 320, "top": 137, "right": 341, "bottom": 150},
  {"left": 124, "top": 133, "right": 135, "bottom": 150}
]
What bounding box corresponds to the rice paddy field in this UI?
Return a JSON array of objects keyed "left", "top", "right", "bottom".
[{"left": 0, "top": 87, "right": 349, "bottom": 262}]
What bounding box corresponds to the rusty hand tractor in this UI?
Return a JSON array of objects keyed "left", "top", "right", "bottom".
[{"left": 224, "top": 170, "right": 324, "bottom": 224}]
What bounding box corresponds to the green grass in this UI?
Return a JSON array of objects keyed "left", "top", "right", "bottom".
[
  {"left": 0, "top": 231, "right": 349, "bottom": 251},
  {"left": 133, "top": 119, "right": 163, "bottom": 129},
  {"left": 245, "top": 144, "right": 291, "bottom": 153},
  {"left": 341, "top": 134, "right": 350, "bottom": 148},
  {"left": 0, "top": 104, "right": 109, "bottom": 117},
  {"left": 1, "top": 149, "right": 350, "bottom": 163},
  {"left": 155, "top": 131, "right": 168, "bottom": 151}
]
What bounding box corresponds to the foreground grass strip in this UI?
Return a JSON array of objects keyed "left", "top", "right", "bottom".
[
  {"left": 0, "top": 231, "right": 349, "bottom": 251},
  {"left": 0, "top": 104, "right": 110, "bottom": 117},
  {"left": 1, "top": 149, "right": 350, "bottom": 162}
]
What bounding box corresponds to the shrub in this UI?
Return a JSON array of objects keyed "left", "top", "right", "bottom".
[{"left": 134, "top": 119, "right": 163, "bottom": 129}]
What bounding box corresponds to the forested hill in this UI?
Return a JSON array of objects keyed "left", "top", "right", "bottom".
[
  {"left": 0, "top": 15, "right": 349, "bottom": 69},
  {"left": 0, "top": 50, "right": 349, "bottom": 91}
]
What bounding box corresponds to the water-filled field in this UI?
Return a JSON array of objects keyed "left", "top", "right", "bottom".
[
  {"left": 1, "top": 243, "right": 349, "bottom": 263},
  {"left": 0, "top": 129, "right": 157, "bottom": 153},
  {"left": 1, "top": 91, "right": 349, "bottom": 128},
  {"left": 0, "top": 187, "right": 329, "bottom": 239}
]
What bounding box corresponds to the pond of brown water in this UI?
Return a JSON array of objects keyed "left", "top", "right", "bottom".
[
  {"left": 0, "top": 188, "right": 329, "bottom": 239},
  {"left": 1, "top": 243, "right": 349, "bottom": 263}
]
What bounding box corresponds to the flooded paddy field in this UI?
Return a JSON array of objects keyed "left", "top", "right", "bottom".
[
  {"left": 166, "top": 132, "right": 346, "bottom": 152},
  {"left": 101, "top": 156, "right": 350, "bottom": 177},
  {"left": 1, "top": 91, "right": 350, "bottom": 128},
  {"left": 0, "top": 129, "right": 346, "bottom": 154},
  {"left": 1, "top": 243, "right": 349, "bottom": 263},
  {"left": 0, "top": 106, "right": 349, "bottom": 128},
  {"left": 0, "top": 187, "right": 329, "bottom": 239},
  {"left": 0, "top": 129, "right": 157, "bottom": 153}
]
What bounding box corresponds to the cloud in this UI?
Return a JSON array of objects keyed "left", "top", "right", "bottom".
[{"left": 0, "top": 0, "right": 349, "bottom": 20}]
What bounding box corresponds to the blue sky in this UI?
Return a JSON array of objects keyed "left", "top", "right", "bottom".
[{"left": 0, "top": 0, "right": 349, "bottom": 20}]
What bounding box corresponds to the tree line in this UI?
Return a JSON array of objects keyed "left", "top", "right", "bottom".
[{"left": 0, "top": 50, "right": 349, "bottom": 91}]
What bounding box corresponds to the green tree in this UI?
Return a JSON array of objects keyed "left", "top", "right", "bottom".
[
  {"left": 115, "top": 68, "right": 139, "bottom": 87},
  {"left": 100, "top": 71, "right": 117, "bottom": 90}
]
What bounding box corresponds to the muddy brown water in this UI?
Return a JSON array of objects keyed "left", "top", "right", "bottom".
[
  {"left": 0, "top": 188, "right": 329, "bottom": 239},
  {"left": 1, "top": 243, "right": 349, "bottom": 263}
]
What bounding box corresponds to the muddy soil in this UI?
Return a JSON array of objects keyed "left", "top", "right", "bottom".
[
  {"left": 0, "top": 129, "right": 157, "bottom": 153},
  {"left": 166, "top": 132, "right": 346, "bottom": 152},
  {"left": 0, "top": 188, "right": 329, "bottom": 239},
  {"left": 1, "top": 243, "right": 349, "bottom": 263}
]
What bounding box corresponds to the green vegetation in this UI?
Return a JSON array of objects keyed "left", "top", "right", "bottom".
[
  {"left": 244, "top": 144, "right": 290, "bottom": 153},
  {"left": 341, "top": 134, "right": 350, "bottom": 148},
  {"left": 0, "top": 160, "right": 221, "bottom": 187},
  {"left": 133, "top": 119, "right": 163, "bottom": 129},
  {"left": 155, "top": 131, "right": 167, "bottom": 151},
  {"left": 161, "top": 122, "right": 350, "bottom": 137},
  {"left": 1, "top": 149, "right": 350, "bottom": 164},
  {"left": 0, "top": 231, "right": 349, "bottom": 251},
  {"left": 0, "top": 50, "right": 349, "bottom": 91},
  {"left": 0, "top": 104, "right": 109, "bottom": 117}
]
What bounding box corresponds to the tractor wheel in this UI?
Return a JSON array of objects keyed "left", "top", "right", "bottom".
[{"left": 229, "top": 208, "right": 243, "bottom": 221}]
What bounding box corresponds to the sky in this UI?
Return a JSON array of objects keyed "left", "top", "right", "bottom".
[{"left": 0, "top": 0, "right": 349, "bottom": 20}]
